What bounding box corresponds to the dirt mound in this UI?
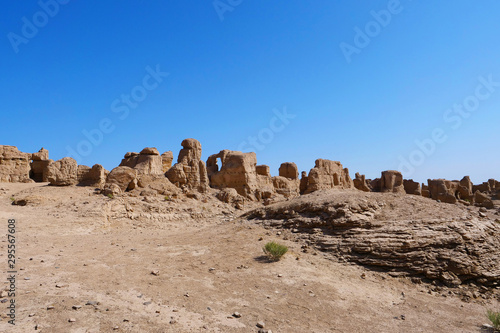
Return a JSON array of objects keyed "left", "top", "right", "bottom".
[{"left": 245, "top": 189, "right": 500, "bottom": 287}]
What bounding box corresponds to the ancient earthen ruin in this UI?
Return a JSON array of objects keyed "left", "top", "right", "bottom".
[{"left": 0, "top": 140, "right": 498, "bottom": 208}]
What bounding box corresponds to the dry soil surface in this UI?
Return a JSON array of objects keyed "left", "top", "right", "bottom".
[{"left": 0, "top": 183, "right": 498, "bottom": 333}]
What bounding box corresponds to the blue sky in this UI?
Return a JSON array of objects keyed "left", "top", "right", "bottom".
[{"left": 1, "top": 1, "right": 499, "bottom": 184}]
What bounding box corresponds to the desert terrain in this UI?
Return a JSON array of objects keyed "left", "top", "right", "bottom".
[{"left": 0, "top": 181, "right": 499, "bottom": 333}]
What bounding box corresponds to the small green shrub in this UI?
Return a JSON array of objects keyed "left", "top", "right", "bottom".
[
  {"left": 10, "top": 197, "right": 15, "bottom": 202},
  {"left": 164, "top": 195, "right": 170, "bottom": 201},
  {"left": 487, "top": 310, "right": 500, "bottom": 331},
  {"left": 263, "top": 241, "right": 288, "bottom": 261},
  {"left": 107, "top": 193, "right": 114, "bottom": 199}
]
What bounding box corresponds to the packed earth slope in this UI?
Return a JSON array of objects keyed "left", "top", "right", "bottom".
[{"left": 245, "top": 189, "right": 500, "bottom": 287}]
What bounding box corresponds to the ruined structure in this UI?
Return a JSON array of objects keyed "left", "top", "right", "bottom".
[
  {"left": 161, "top": 151, "right": 174, "bottom": 173},
  {"left": 30, "top": 148, "right": 51, "bottom": 182},
  {"left": 46, "top": 157, "right": 79, "bottom": 186},
  {"left": 1, "top": 141, "right": 498, "bottom": 210},
  {"left": 207, "top": 150, "right": 259, "bottom": 199},
  {"left": 380, "top": 170, "right": 405, "bottom": 194},
  {"left": 166, "top": 139, "right": 209, "bottom": 192},
  {"left": 303, "top": 159, "right": 353, "bottom": 194},
  {"left": 403, "top": 179, "right": 421, "bottom": 195},
  {"left": 353, "top": 173, "right": 371, "bottom": 192},
  {"left": 77, "top": 164, "right": 108, "bottom": 188},
  {"left": 272, "top": 162, "right": 300, "bottom": 198},
  {"left": 0, "top": 145, "right": 32, "bottom": 182},
  {"left": 120, "top": 147, "right": 163, "bottom": 175}
]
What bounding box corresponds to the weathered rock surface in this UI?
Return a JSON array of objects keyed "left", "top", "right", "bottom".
[
  {"left": 278, "top": 162, "right": 298, "bottom": 180},
  {"left": 32, "top": 147, "right": 49, "bottom": 161},
  {"left": 120, "top": 147, "right": 163, "bottom": 175},
  {"left": 104, "top": 166, "right": 137, "bottom": 194},
  {"left": 208, "top": 150, "right": 258, "bottom": 199},
  {"left": 77, "top": 164, "right": 108, "bottom": 188},
  {"left": 166, "top": 139, "right": 209, "bottom": 192},
  {"left": 380, "top": 170, "right": 405, "bottom": 193},
  {"left": 353, "top": 173, "right": 371, "bottom": 192},
  {"left": 299, "top": 171, "right": 308, "bottom": 195},
  {"left": 403, "top": 179, "right": 421, "bottom": 195},
  {"left": 161, "top": 151, "right": 174, "bottom": 173},
  {"left": 459, "top": 176, "right": 473, "bottom": 200},
  {"left": 245, "top": 190, "right": 500, "bottom": 287},
  {"left": 46, "top": 157, "right": 78, "bottom": 186},
  {"left": 255, "top": 165, "right": 274, "bottom": 200},
  {"left": 29, "top": 147, "right": 51, "bottom": 182},
  {"left": 303, "top": 159, "right": 353, "bottom": 194},
  {"left": 256, "top": 165, "right": 270, "bottom": 177},
  {"left": 0, "top": 145, "right": 31, "bottom": 182},
  {"left": 474, "top": 191, "right": 494, "bottom": 209},
  {"left": 30, "top": 160, "right": 51, "bottom": 182},
  {"left": 216, "top": 188, "right": 245, "bottom": 207},
  {"left": 135, "top": 174, "right": 180, "bottom": 196},
  {"left": 427, "top": 179, "right": 458, "bottom": 204},
  {"left": 272, "top": 176, "right": 299, "bottom": 198}
]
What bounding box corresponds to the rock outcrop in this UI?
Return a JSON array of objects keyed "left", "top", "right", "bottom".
[
  {"left": 46, "top": 157, "right": 78, "bottom": 186},
  {"left": 120, "top": 147, "right": 163, "bottom": 175},
  {"left": 245, "top": 190, "right": 500, "bottom": 287},
  {"left": 103, "top": 166, "right": 138, "bottom": 195},
  {"left": 0, "top": 145, "right": 31, "bottom": 182},
  {"left": 166, "top": 139, "right": 209, "bottom": 192},
  {"left": 303, "top": 159, "right": 353, "bottom": 194}
]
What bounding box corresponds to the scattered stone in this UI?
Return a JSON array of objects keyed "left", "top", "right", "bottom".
[
  {"left": 232, "top": 312, "right": 241, "bottom": 318},
  {"left": 46, "top": 305, "right": 55, "bottom": 310},
  {"left": 151, "top": 270, "right": 160, "bottom": 276},
  {"left": 257, "top": 321, "right": 265, "bottom": 328},
  {"left": 29, "top": 313, "right": 35, "bottom": 317},
  {"left": 68, "top": 318, "right": 76, "bottom": 322},
  {"left": 72, "top": 305, "right": 82, "bottom": 310},
  {"left": 55, "top": 283, "right": 68, "bottom": 288}
]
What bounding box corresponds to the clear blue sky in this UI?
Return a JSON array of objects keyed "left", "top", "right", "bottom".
[{"left": 2, "top": 1, "right": 499, "bottom": 184}]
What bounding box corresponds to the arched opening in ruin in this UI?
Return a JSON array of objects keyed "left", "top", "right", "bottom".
[{"left": 216, "top": 157, "right": 222, "bottom": 171}]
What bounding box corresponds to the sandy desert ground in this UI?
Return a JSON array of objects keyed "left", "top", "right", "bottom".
[{"left": 0, "top": 182, "right": 499, "bottom": 332}]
